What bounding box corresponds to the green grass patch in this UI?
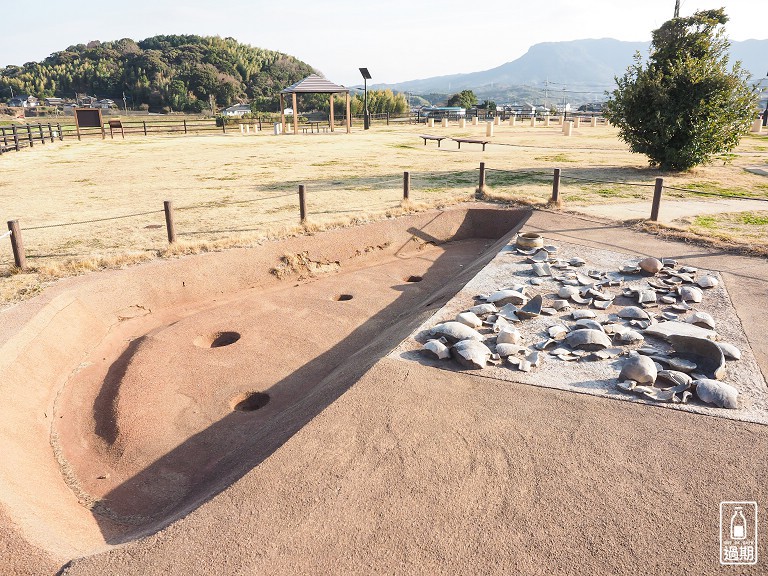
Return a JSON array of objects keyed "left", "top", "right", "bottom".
[
  {"left": 534, "top": 153, "right": 577, "bottom": 163},
  {"left": 692, "top": 215, "right": 718, "bottom": 228},
  {"left": 685, "top": 181, "right": 763, "bottom": 198},
  {"left": 739, "top": 213, "right": 768, "bottom": 225}
]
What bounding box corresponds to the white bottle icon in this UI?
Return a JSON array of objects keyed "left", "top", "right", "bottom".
[{"left": 731, "top": 507, "right": 747, "bottom": 540}]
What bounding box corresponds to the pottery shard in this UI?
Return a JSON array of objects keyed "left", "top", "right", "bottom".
[
  {"left": 565, "top": 329, "right": 612, "bottom": 351},
  {"left": 423, "top": 339, "right": 451, "bottom": 359},
  {"left": 429, "top": 322, "right": 484, "bottom": 344},
  {"left": 487, "top": 289, "right": 528, "bottom": 306},
  {"left": 639, "top": 257, "right": 664, "bottom": 274},
  {"left": 643, "top": 321, "right": 716, "bottom": 342},
  {"left": 456, "top": 311, "right": 483, "bottom": 329},
  {"left": 619, "top": 354, "right": 658, "bottom": 384},
  {"left": 470, "top": 303, "right": 498, "bottom": 316},
  {"left": 451, "top": 340, "right": 492, "bottom": 369},
  {"left": 717, "top": 342, "right": 741, "bottom": 361},
  {"left": 669, "top": 334, "right": 726, "bottom": 380},
  {"left": 495, "top": 343, "right": 528, "bottom": 357},
  {"left": 497, "top": 327, "right": 522, "bottom": 345},
  {"left": 694, "top": 379, "right": 739, "bottom": 409}
]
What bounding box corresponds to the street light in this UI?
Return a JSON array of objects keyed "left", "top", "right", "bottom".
[{"left": 359, "top": 67, "right": 371, "bottom": 130}]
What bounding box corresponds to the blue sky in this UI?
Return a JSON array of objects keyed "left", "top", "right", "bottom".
[{"left": 1, "top": 0, "right": 764, "bottom": 85}]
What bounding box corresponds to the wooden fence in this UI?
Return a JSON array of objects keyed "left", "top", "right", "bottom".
[{"left": 0, "top": 123, "right": 63, "bottom": 154}]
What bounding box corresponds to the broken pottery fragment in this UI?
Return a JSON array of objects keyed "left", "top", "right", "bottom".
[
  {"left": 497, "top": 304, "right": 521, "bottom": 322},
  {"left": 656, "top": 370, "right": 693, "bottom": 389},
  {"left": 592, "top": 300, "right": 612, "bottom": 310},
  {"left": 685, "top": 311, "right": 716, "bottom": 330},
  {"left": 541, "top": 307, "right": 557, "bottom": 316},
  {"left": 618, "top": 353, "right": 657, "bottom": 384},
  {"left": 495, "top": 343, "right": 528, "bottom": 357},
  {"left": 487, "top": 289, "right": 528, "bottom": 306},
  {"left": 532, "top": 263, "right": 552, "bottom": 277},
  {"left": 679, "top": 286, "right": 703, "bottom": 303},
  {"left": 497, "top": 327, "right": 523, "bottom": 345},
  {"left": 573, "top": 319, "right": 604, "bottom": 332},
  {"left": 517, "top": 294, "right": 543, "bottom": 320},
  {"left": 565, "top": 329, "right": 612, "bottom": 351},
  {"left": 617, "top": 380, "right": 637, "bottom": 392},
  {"left": 717, "top": 342, "right": 741, "bottom": 361},
  {"left": 551, "top": 299, "right": 571, "bottom": 311},
  {"left": 697, "top": 275, "right": 719, "bottom": 289},
  {"left": 429, "top": 322, "right": 484, "bottom": 344},
  {"left": 613, "top": 329, "right": 644, "bottom": 345},
  {"left": 451, "top": 340, "right": 493, "bottom": 369},
  {"left": 572, "top": 310, "right": 597, "bottom": 320},
  {"left": 423, "top": 339, "right": 451, "bottom": 360},
  {"left": 530, "top": 278, "right": 544, "bottom": 286},
  {"left": 644, "top": 321, "right": 716, "bottom": 342},
  {"left": 456, "top": 311, "right": 483, "bottom": 329},
  {"left": 558, "top": 286, "right": 579, "bottom": 299},
  {"left": 534, "top": 339, "right": 558, "bottom": 351},
  {"left": 469, "top": 303, "right": 498, "bottom": 316},
  {"left": 528, "top": 250, "right": 551, "bottom": 263},
  {"left": 669, "top": 334, "right": 726, "bottom": 380},
  {"left": 694, "top": 379, "right": 739, "bottom": 409},
  {"left": 618, "top": 306, "right": 649, "bottom": 320},
  {"left": 548, "top": 325, "right": 569, "bottom": 340},
  {"left": 569, "top": 257, "right": 586, "bottom": 267}
]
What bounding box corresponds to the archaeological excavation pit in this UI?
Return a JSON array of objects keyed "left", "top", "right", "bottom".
[{"left": 0, "top": 204, "right": 530, "bottom": 557}]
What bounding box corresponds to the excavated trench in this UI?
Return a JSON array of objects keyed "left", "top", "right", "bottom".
[{"left": 0, "top": 205, "right": 529, "bottom": 558}]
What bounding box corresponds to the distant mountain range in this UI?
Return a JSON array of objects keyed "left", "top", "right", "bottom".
[{"left": 372, "top": 38, "right": 768, "bottom": 105}]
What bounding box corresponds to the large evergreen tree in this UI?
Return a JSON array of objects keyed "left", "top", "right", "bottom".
[{"left": 603, "top": 9, "right": 757, "bottom": 171}]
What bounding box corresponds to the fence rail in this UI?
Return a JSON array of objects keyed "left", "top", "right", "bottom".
[
  {"left": 5, "top": 162, "right": 767, "bottom": 272},
  {"left": 0, "top": 123, "right": 63, "bottom": 154}
]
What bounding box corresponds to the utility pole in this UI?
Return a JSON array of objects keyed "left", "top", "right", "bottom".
[{"left": 674, "top": 0, "right": 680, "bottom": 17}]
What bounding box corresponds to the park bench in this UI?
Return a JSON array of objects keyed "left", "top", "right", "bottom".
[
  {"left": 453, "top": 137, "right": 490, "bottom": 151},
  {"left": 419, "top": 134, "right": 447, "bottom": 147}
]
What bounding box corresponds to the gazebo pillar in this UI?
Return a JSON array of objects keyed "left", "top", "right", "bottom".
[
  {"left": 329, "top": 93, "right": 335, "bottom": 132},
  {"left": 292, "top": 93, "right": 298, "bottom": 135},
  {"left": 345, "top": 93, "right": 351, "bottom": 134},
  {"left": 280, "top": 94, "right": 285, "bottom": 134}
]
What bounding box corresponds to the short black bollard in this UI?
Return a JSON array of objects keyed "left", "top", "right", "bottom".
[
  {"left": 7, "top": 220, "right": 26, "bottom": 270},
  {"left": 164, "top": 201, "right": 176, "bottom": 243},
  {"left": 299, "top": 185, "right": 307, "bottom": 223},
  {"left": 551, "top": 168, "right": 562, "bottom": 206},
  {"left": 403, "top": 171, "right": 410, "bottom": 201}
]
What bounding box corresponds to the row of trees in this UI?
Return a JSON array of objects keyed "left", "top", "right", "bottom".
[{"left": 0, "top": 35, "right": 315, "bottom": 113}]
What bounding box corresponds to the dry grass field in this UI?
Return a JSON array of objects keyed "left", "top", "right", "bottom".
[{"left": 2, "top": 119, "right": 767, "bottom": 304}]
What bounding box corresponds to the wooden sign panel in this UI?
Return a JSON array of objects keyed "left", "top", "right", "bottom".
[{"left": 74, "top": 108, "right": 105, "bottom": 140}]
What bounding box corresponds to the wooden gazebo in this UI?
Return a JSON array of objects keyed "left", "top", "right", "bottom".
[{"left": 280, "top": 74, "right": 351, "bottom": 135}]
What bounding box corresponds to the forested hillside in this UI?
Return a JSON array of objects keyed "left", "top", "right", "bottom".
[{"left": 0, "top": 35, "right": 317, "bottom": 112}]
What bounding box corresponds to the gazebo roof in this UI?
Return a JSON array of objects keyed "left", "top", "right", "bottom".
[{"left": 281, "top": 74, "right": 349, "bottom": 94}]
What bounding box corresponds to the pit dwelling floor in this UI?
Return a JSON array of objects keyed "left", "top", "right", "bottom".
[{"left": 1, "top": 205, "right": 768, "bottom": 576}]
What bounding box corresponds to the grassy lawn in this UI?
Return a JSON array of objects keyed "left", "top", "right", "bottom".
[{"left": 1, "top": 120, "right": 768, "bottom": 304}]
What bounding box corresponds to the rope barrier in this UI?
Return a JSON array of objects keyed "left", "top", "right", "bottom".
[
  {"left": 664, "top": 185, "right": 768, "bottom": 202},
  {"left": 560, "top": 174, "right": 657, "bottom": 187},
  {"left": 24, "top": 209, "right": 164, "bottom": 230}
]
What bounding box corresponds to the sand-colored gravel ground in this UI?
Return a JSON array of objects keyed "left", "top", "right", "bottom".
[{"left": 1, "top": 203, "right": 767, "bottom": 575}]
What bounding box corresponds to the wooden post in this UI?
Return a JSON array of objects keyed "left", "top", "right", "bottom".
[
  {"left": 551, "top": 168, "right": 562, "bottom": 206},
  {"left": 386, "top": 111, "right": 390, "bottom": 125},
  {"left": 345, "top": 92, "right": 351, "bottom": 134},
  {"left": 143, "top": 121, "right": 147, "bottom": 136},
  {"left": 292, "top": 93, "right": 298, "bottom": 135},
  {"left": 298, "top": 185, "right": 307, "bottom": 223},
  {"left": 222, "top": 120, "right": 226, "bottom": 134},
  {"left": 57, "top": 123, "right": 63, "bottom": 141},
  {"left": 164, "top": 200, "right": 176, "bottom": 243},
  {"left": 37, "top": 123, "right": 45, "bottom": 145},
  {"left": 27, "top": 125, "right": 34, "bottom": 147},
  {"left": 47, "top": 123, "right": 54, "bottom": 143},
  {"left": 183, "top": 119, "right": 187, "bottom": 134},
  {"left": 650, "top": 177, "right": 664, "bottom": 221},
  {"left": 329, "top": 93, "right": 335, "bottom": 132},
  {"left": 12, "top": 126, "right": 19, "bottom": 151},
  {"left": 403, "top": 171, "right": 410, "bottom": 201},
  {"left": 478, "top": 162, "right": 486, "bottom": 196},
  {"left": 1, "top": 127, "right": 6, "bottom": 148},
  {"left": 7, "top": 220, "right": 26, "bottom": 270}
]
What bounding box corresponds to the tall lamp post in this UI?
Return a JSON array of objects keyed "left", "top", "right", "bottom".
[{"left": 359, "top": 67, "right": 371, "bottom": 130}]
